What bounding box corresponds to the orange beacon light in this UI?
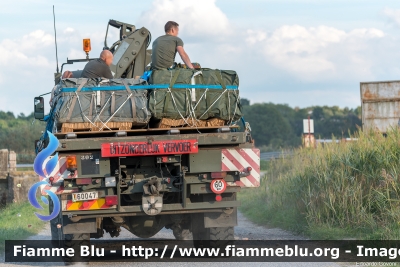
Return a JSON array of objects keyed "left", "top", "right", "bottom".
[{"left": 83, "top": 39, "right": 91, "bottom": 59}]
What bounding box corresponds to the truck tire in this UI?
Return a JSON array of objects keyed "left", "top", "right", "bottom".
[
  {"left": 48, "top": 196, "right": 64, "bottom": 243},
  {"left": 193, "top": 226, "right": 234, "bottom": 241},
  {"left": 209, "top": 226, "right": 234, "bottom": 241},
  {"left": 173, "top": 228, "right": 192, "bottom": 240},
  {"left": 48, "top": 196, "right": 90, "bottom": 264},
  {"left": 63, "top": 233, "right": 90, "bottom": 265},
  {"left": 192, "top": 211, "right": 234, "bottom": 249},
  {"left": 193, "top": 226, "right": 234, "bottom": 249}
]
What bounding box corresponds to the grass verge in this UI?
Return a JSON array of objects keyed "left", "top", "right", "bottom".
[
  {"left": 0, "top": 201, "right": 48, "bottom": 251},
  {"left": 240, "top": 129, "right": 400, "bottom": 240}
]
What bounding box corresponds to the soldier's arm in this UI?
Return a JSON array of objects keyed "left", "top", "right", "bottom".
[{"left": 176, "top": 46, "right": 194, "bottom": 69}]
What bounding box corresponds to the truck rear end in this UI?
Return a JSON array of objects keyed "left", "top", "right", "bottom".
[
  {"left": 42, "top": 125, "right": 259, "bottom": 242},
  {"left": 31, "top": 20, "right": 260, "bottom": 258}
]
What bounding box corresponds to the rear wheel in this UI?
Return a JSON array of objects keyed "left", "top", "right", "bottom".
[
  {"left": 48, "top": 196, "right": 90, "bottom": 265},
  {"left": 192, "top": 213, "right": 234, "bottom": 249},
  {"left": 49, "top": 196, "right": 64, "bottom": 243},
  {"left": 63, "top": 233, "right": 90, "bottom": 265},
  {"left": 192, "top": 193, "right": 236, "bottom": 248},
  {"left": 172, "top": 226, "right": 192, "bottom": 240},
  {"left": 209, "top": 226, "right": 234, "bottom": 241}
]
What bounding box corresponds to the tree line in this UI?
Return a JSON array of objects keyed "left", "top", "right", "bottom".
[
  {"left": 241, "top": 99, "right": 361, "bottom": 150},
  {"left": 0, "top": 111, "right": 45, "bottom": 163}
]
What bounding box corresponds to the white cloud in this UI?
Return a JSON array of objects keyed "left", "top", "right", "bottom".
[
  {"left": 246, "top": 25, "right": 385, "bottom": 81},
  {"left": 138, "top": 0, "right": 232, "bottom": 42},
  {"left": 63, "top": 27, "right": 75, "bottom": 34},
  {"left": 383, "top": 8, "right": 400, "bottom": 27},
  {"left": 0, "top": 23, "right": 119, "bottom": 115},
  {"left": 0, "top": 30, "right": 54, "bottom": 67},
  {"left": 246, "top": 30, "right": 267, "bottom": 45}
]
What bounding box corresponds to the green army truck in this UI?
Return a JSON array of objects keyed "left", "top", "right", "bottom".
[{"left": 33, "top": 20, "right": 260, "bottom": 247}]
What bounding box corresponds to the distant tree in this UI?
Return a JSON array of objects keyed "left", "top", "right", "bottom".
[
  {"left": 0, "top": 111, "right": 45, "bottom": 163},
  {"left": 0, "top": 111, "right": 15, "bottom": 120},
  {"left": 243, "top": 103, "right": 296, "bottom": 148},
  {"left": 242, "top": 104, "right": 361, "bottom": 149},
  {"left": 240, "top": 98, "right": 250, "bottom": 106}
]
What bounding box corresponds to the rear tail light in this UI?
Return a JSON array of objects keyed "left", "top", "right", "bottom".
[
  {"left": 66, "top": 155, "right": 77, "bottom": 171},
  {"left": 215, "top": 195, "right": 222, "bottom": 202},
  {"left": 76, "top": 178, "right": 92, "bottom": 185},
  {"left": 211, "top": 172, "right": 227, "bottom": 178},
  {"left": 247, "top": 167, "right": 252, "bottom": 172},
  {"left": 105, "top": 195, "right": 118, "bottom": 206}
]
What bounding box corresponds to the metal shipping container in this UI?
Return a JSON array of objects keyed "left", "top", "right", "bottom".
[{"left": 361, "top": 80, "right": 400, "bottom": 133}]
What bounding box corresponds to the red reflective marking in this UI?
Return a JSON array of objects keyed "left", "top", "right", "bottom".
[
  {"left": 224, "top": 149, "right": 260, "bottom": 174},
  {"left": 236, "top": 150, "right": 260, "bottom": 172},
  {"left": 66, "top": 200, "right": 73, "bottom": 209},
  {"left": 223, "top": 150, "right": 259, "bottom": 186},
  {"left": 53, "top": 160, "right": 67, "bottom": 183},
  {"left": 222, "top": 162, "right": 245, "bottom": 188},
  {"left": 221, "top": 162, "right": 231, "bottom": 172},
  {"left": 247, "top": 174, "right": 260, "bottom": 186},
  {"left": 56, "top": 186, "right": 64, "bottom": 193},
  {"left": 235, "top": 180, "right": 245, "bottom": 187}
]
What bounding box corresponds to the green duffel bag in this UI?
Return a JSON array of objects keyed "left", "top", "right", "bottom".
[
  {"left": 148, "top": 68, "right": 242, "bottom": 122},
  {"left": 200, "top": 69, "right": 239, "bottom": 86},
  {"left": 149, "top": 68, "right": 239, "bottom": 86},
  {"left": 149, "top": 88, "right": 242, "bottom": 121}
]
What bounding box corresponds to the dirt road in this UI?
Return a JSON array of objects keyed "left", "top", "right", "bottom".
[{"left": 1, "top": 211, "right": 346, "bottom": 267}]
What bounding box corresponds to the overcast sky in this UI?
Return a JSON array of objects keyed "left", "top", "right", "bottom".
[{"left": 1, "top": 0, "right": 400, "bottom": 116}]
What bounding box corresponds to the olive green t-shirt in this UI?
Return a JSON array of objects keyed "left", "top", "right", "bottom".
[{"left": 151, "top": 35, "right": 184, "bottom": 70}]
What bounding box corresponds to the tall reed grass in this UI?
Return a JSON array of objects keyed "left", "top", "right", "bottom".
[{"left": 240, "top": 129, "right": 400, "bottom": 239}]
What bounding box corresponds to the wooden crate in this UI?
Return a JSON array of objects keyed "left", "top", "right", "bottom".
[
  {"left": 157, "top": 117, "right": 226, "bottom": 128},
  {"left": 61, "top": 121, "right": 132, "bottom": 133}
]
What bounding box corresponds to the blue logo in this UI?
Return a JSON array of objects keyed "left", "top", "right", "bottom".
[{"left": 28, "top": 131, "right": 61, "bottom": 221}]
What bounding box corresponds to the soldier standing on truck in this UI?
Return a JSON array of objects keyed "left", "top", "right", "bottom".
[{"left": 151, "top": 21, "right": 194, "bottom": 70}]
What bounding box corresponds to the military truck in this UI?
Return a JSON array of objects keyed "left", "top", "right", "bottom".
[{"left": 33, "top": 20, "right": 260, "bottom": 249}]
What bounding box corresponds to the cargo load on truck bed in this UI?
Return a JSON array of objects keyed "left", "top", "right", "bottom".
[
  {"left": 148, "top": 68, "right": 242, "bottom": 128},
  {"left": 48, "top": 68, "right": 243, "bottom": 132},
  {"left": 50, "top": 78, "right": 151, "bottom": 132}
]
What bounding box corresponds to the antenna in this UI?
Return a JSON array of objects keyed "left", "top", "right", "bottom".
[{"left": 53, "top": 5, "right": 59, "bottom": 73}]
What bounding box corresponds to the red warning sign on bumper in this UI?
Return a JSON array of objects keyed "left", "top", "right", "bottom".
[{"left": 101, "top": 139, "right": 198, "bottom": 157}]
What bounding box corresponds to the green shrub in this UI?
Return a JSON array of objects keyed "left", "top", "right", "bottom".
[{"left": 241, "top": 129, "right": 400, "bottom": 239}]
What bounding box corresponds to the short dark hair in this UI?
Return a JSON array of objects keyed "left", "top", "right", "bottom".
[{"left": 165, "top": 21, "right": 179, "bottom": 33}]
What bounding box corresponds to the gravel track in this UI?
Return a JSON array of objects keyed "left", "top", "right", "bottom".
[{"left": 0, "top": 211, "right": 351, "bottom": 267}]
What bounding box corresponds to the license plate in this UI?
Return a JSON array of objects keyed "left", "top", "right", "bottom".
[
  {"left": 101, "top": 139, "right": 198, "bottom": 157},
  {"left": 72, "top": 192, "right": 98, "bottom": 202}
]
